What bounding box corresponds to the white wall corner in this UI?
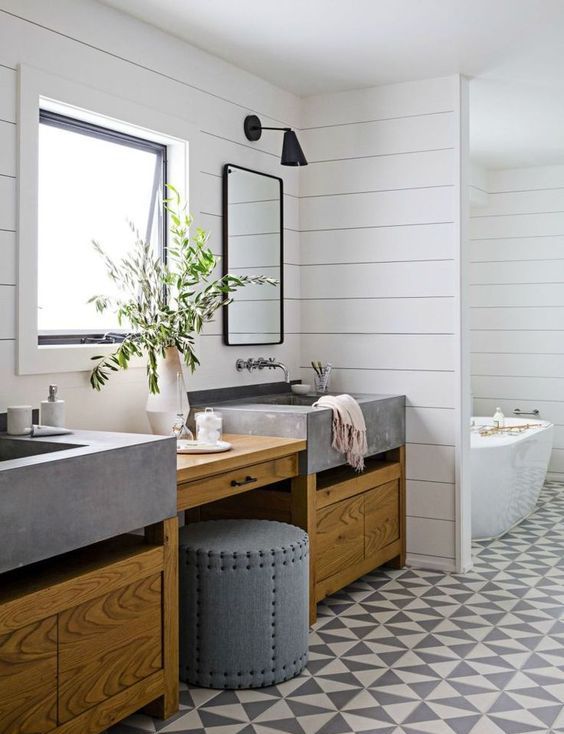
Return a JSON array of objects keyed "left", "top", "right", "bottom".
[{"left": 454, "top": 74, "right": 473, "bottom": 574}]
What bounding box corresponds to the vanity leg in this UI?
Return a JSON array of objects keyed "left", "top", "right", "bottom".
[
  {"left": 144, "top": 516, "right": 179, "bottom": 720},
  {"left": 388, "top": 444, "right": 407, "bottom": 569},
  {"left": 291, "top": 473, "right": 317, "bottom": 626}
]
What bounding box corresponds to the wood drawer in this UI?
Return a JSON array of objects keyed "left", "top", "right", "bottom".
[
  {"left": 178, "top": 454, "right": 298, "bottom": 510},
  {"left": 365, "top": 480, "right": 400, "bottom": 558},
  {"left": 58, "top": 573, "right": 162, "bottom": 723},
  {"left": 0, "top": 616, "right": 58, "bottom": 734},
  {"left": 316, "top": 494, "right": 364, "bottom": 582}
]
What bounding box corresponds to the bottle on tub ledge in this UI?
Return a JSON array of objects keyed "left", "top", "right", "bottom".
[
  {"left": 40, "top": 384, "right": 65, "bottom": 428},
  {"left": 493, "top": 406, "right": 505, "bottom": 429}
]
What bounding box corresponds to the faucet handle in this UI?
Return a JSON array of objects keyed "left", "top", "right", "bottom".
[{"left": 236, "top": 358, "right": 252, "bottom": 372}]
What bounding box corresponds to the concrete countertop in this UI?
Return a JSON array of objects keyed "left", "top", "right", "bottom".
[{"left": 0, "top": 429, "right": 177, "bottom": 574}]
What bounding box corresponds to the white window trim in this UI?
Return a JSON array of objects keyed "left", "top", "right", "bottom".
[{"left": 17, "top": 64, "right": 200, "bottom": 375}]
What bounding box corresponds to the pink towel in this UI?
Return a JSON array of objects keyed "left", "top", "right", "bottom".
[{"left": 313, "top": 394, "right": 368, "bottom": 471}]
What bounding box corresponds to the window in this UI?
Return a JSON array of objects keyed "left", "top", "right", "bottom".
[{"left": 37, "top": 110, "right": 167, "bottom": 345}]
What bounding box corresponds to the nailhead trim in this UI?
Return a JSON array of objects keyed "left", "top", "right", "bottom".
[{"left": 181, "top": 521, "right": 309, "bottom": 688}]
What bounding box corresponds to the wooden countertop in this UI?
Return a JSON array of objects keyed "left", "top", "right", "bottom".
[{"left": 176, "top": 434, "right": 306, "bottom": 484}]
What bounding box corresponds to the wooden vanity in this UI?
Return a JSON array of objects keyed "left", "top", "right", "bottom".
[
  {"left": 0, "top": 432, "right": 404, "bottom": 733},
  {"left": 182, "top": 436, "right": 406, "bottom": 626}
]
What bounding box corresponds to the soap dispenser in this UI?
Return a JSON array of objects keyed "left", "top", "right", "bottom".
[
  {"left": 40, "top": 384, "right": 65, "bottom": 427},
  {"left": 493, "top": 406, "right": 505, "bottom": 429}
]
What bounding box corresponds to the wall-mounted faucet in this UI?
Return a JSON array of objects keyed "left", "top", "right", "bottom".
[{"left": 236, "top": 357, "right": 290, "bottom": 383}]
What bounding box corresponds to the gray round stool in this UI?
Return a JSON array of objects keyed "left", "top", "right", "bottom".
[{"left": 179, "top": 519, "right": 309, "bottom": 689}]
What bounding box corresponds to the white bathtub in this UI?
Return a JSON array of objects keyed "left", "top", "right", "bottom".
[{"left": 471, "top": 417, "right": 554, "bottom": 540}]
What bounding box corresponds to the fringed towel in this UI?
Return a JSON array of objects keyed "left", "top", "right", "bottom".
[{"left": 312, "top": 394, "right": 368, "bottom": 471}]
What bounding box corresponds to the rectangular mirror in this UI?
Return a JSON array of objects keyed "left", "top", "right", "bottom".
[{"left": 223, "top": 164, "right": 283, "bottom": 345}]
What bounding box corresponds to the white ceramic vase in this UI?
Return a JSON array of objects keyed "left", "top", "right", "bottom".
[{"left": 145, "top": 346, "right": 190, "bottom": 435}]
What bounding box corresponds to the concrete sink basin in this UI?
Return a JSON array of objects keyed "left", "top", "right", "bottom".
[
  {"left": 0, "top": 430, "right": 177, "bottom": 573},
  {"left": 0, "top": 437, "right": 84, "bottom": 462},
  {"left": 190, "top": 387, "right": 405, "bottom": 474}
]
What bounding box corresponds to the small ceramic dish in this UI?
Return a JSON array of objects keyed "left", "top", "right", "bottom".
[
  {"left": 291, "top": 384, "right": 312, "bottom": 395},
  {"left": 177, "top": 440, "right": 232, "bottom": 454}
]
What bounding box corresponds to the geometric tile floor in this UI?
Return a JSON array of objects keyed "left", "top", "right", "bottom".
[{"left": 109, "top": 481, "right": 564, "bottom": 734}]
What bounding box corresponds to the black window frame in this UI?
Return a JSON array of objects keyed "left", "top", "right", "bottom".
[{"left": 37, "top": 109, "right": 168, "bottom": 346}]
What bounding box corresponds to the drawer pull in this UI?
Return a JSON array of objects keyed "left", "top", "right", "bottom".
[{"left": 231, "top": 475, "right": 258, "bottom": 487}]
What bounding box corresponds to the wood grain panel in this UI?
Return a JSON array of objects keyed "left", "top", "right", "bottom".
[
  {"left": 0, "top": 538, "right": 164, "bottom": 634},
  {"left": 364, "top": 480, "right": 400, "bottom": 558},
  {"left": 143, "top": 517, "right": 179, "bottom": 720},
  {"left": 316, "top": 461, "right": 400, "bottom": 509},
  {"left": 52, "top": 671, "right": 164, "bottom": 734},
  {"left": 316, "top": 495, "right": 364, "bottom": 582},
  {"left": 291, "top": 473, "right": 318, "bottom": 626},
  {"left": 58, "top": 574, "right": 162, "bottom": 722},
  {"left": 176, "top": 434, "right": 305, "bottom": 485},
  {"left": 0, "top": 616, "right": 57, "bottom": 734},
  {"left": 178, "top": 455, "right": 298, "bottom": 510}
]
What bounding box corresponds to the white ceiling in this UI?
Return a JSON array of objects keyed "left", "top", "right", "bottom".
[{"left": 101, "top": 0, "right": 564, "bottom": 169}]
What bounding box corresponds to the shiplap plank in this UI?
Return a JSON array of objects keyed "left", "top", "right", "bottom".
[
  {"left": 0, "top": 65, "right": 16, "bottom": 123},
  {"left": 470, "top": 259, "right": 564, "bottom": 285},
  {"left": 0, "top": 120, "right": 15, "bottom": 177},
  {"left": 302, "top": 76, "right": 457, "bottom": 128},
  {"left": 407, "top": 480, "right": 455, "bottom": 521},
  {"left": 301, "top": 148, "right": 455, "bottom": 197},
  {"left": 0, "top": 230, "right": 16, "bottom": 284},
  {"left": 472, "top": 329, "right": 564, "bottom": 354},
  {"left": 470, "top": 283, "right": 564, "bottom": 307},
  {"left": 471, "top": 236, "right": 564, "bottom": 262},
  {"left": 300, "top": 112, "right": 455, "bottom": 162},
  {"left": 471, "top": 306, "right": 564, "bottom": 331},
  {"left": 301, "top": 297, "right": 455, "bottom": 334},
  {"left": 407, "top": 443, "right": 455, "bottom": 483},
  {"left": 301, "top": 261, "right": 456, "bottom": 299},
  {"left": 406, "top": 407, "right": 455, "bottom": 446},
  {"left": 488, "top": 165, "right": 564, "bottom": 193},
  {"left": 472, "top": 187, "right": 564, "bottom": 217},
  {"left": 300, "top": 186, "right": 455, "bottom": 231},
  {"left": 472, "top": 375, "right": 564, "bottom": 402},
  {"left": 406, "top": 516, "right": 455, "bottom": 559},
  {"left": 470, "top": 212, "right": 564, "bottom": 239},
  {"left": 472, "top": 353, "right": 564, "bottom": 379},
  {"left": 300, "top": 333, "right": 455, "bottom": 372},
  {"left": 0, "top": 175, "right": 15, "bottom": 230},
  {"left": 0, "top": 285, "right": 15, "bottom": 339},
  {"left": 301, "top": 368, "right": 455, "bottom": 409},
  {"left": 300, "top": 222, "right": 455, "bottom": 265}
]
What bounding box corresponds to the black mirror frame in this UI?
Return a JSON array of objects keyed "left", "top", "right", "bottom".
[{"left": 222, "top": 163, "right": 284, "bottom": 346}]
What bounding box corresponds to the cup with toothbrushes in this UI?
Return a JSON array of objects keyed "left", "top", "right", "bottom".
[{"left": 311, "top": 361, "right": 332, "bottom": 393}]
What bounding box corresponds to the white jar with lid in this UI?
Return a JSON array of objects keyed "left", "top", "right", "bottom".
[{"left": 195, "top": 408, "right": 223, "bottom": 445}]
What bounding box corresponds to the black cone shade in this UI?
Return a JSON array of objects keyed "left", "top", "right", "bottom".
[{"left": 281, "top": 129, "right": 308, "bottom": 166}]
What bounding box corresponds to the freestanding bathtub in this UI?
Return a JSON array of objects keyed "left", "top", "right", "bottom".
[{"left": 471, "top": 417, "right": 554, "bottom": 540}]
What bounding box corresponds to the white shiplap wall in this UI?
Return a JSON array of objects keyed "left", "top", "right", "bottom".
[
  {"left": 299, "top": 77, "right": 467, "bottom": 570},
  {"left": 470, "top": 164, "right": 564, "bottom": 480},
  {"left": 0, "top": 2, "right": 469, "bottom": 569},
  {"left": 0, "top": 0, "right": 301, "bottom": 432}
]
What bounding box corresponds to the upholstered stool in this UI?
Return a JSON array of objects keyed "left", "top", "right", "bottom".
[{"left": 179, "top": 519, "right": 309, "bottom": 689}]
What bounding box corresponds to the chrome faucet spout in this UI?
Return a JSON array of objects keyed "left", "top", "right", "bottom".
[{"left": 269, "top": 360, "right": 290, "bottom": 383}]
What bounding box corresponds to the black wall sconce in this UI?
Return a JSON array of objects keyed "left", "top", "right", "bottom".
[{"left": 244, "top": 114, "right": 308, "bottom": 166}]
